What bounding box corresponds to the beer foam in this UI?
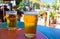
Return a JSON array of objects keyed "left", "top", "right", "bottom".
[
  {"left": 24, "top": 11, "right": 38, "bottom": 15},
  {"left": 6, "top": 11, "right": 17, "bottom": 14}
]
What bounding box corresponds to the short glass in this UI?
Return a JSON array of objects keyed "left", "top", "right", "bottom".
[
  {"left": 6, "top": 11, "right": 17, "bottom": 30},
  {"left": 24, "top": 11, "right": 38, "bottom": 38}
]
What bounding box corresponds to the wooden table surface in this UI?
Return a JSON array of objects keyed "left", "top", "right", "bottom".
[{"left": 0, "top": 28, "right": 47, "bottom": 39}]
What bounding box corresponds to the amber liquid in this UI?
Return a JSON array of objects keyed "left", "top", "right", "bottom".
[
  {"left": 6, "top": 14, "right": 17, "bottom": 29},
  {"left": 24, "top": 14, "right": 38, "bottom": 34}
]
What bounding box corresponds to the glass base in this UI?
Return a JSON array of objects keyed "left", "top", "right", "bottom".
[
  {"left": 25, "top": 34, "right": 35, "bottom": 38},
  {"left": 8, "top": 28, "right": 16, "bottom": 30}
]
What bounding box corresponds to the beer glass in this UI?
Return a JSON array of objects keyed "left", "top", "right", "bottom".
[
  {"left": 6, "top": 11, "right": 17, "bottom": 30},
  {"left": 24, "top": 11, "right": 38, "bottom": 38}
]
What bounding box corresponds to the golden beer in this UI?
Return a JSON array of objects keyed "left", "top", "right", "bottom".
[
  {"left": 6, "top": 11, "right": 17, "bottom": 30},
  {"left": 24, "top": 12, "right": 38, "bottom": 38}
]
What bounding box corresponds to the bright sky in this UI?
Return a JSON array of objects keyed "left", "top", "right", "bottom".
[{"left": 42, "top": 0, "right": 54, "bottom": 5}]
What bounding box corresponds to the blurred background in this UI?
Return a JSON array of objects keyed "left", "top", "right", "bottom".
[{"left": 0, "top": 0, "right": 60, "bottom": 29}]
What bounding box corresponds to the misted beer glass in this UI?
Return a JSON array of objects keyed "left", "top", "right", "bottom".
[
  {"left": 6, "top": 11, "right": 17, "bottom": 30},
  {"left": 24, "top": 11, "right": 38, "bottom": 38}
]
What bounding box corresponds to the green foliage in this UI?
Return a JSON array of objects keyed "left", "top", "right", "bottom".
[
  {"left": 33, "top": 3, "right": 40, "bottom": 9},
  {"left": 52, "top": 0, "right": 57, "bottom": 10},
  {"left": 52, "top": 4, "right": 57, "bottom": 9},
  {"left": 0, "top": 0, "right": 2, "bottom": 4},
  {"left": 19, "top": 0, "right": 25, "bottom": 11},
  {"left": 50, "top": 11, "right": 57, "bottom": 24},
  {"left": 45, "top": 4, "right": 50, "bottom": 8},
  {"left": 50, "top": 12, "right": 56, "bottom": 18},
  {"left": 15, "top": 0, "right": 26, "bottom": 11},
  {"left": 16, "top": 0, "right": 22, "bottom": 5}
]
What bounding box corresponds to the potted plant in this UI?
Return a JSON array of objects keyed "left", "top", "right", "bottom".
[
  {"left": 49, "top": 11, "right": 57, "bottom": 27},
  {"left": 50, "top": 12, "right": 57, "bottom": 24}
]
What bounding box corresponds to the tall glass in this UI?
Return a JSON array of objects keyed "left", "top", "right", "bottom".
[
  {"left": 24, "top": 11, "right": 38, "bottom": 38},
  {"left": 6, "top": 11, "right": 17, "bottom": 30}
]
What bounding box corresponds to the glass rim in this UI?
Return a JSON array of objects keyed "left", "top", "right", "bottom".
[
  {"left": 24, "top": 11, "right": 38, "bottom": 15},
  {"left": 6, "top": 11, "right": 17, "bottom": 14}
]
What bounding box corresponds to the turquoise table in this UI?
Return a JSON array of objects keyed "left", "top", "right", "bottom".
[
  {"left": 37, "top": 25, "right": 60, "bottom": 39},
  {"left": 0, "top": 21, "right": 24, "bottom": 28},
  {"left": 0, "top": 21, "right": 60, "bottom": 39}
]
